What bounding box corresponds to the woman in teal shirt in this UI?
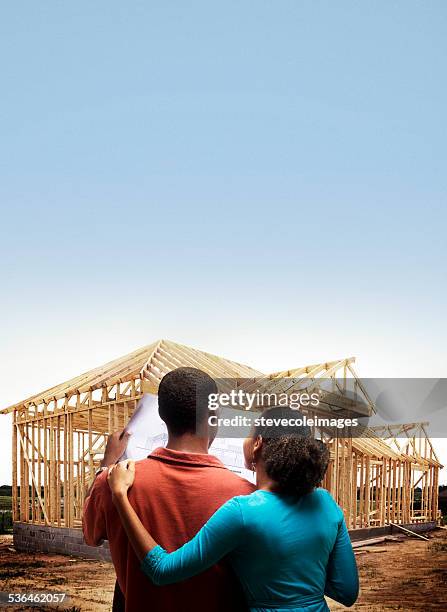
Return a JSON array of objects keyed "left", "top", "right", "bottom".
[{"left": 108, "top": 407, "right": 359, "bottom": 611}]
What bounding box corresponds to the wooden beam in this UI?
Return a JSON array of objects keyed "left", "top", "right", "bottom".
[
  {"left": 12, "top": 413, "right": 18, "bottom": 521},
  {"left": 17, "top": 428, "right": 49, "bottom": 524},
  {"left": 388, "top": 522, "right": 429, "bottom": 541}
]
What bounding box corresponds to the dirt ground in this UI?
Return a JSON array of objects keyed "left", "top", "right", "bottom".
[
  {"left": 0, "top": 536, "right": 115, "bottom": 612},
  {"left": 0, "top": 529, "right": 446, "bottom": 611},
  {"left": 330, "top": 528, "right": 447, "bottom": 611}
]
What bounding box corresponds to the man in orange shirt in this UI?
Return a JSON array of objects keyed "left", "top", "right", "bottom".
[{"left": 83, "top": 367, "right": 254, "bottom": 612}]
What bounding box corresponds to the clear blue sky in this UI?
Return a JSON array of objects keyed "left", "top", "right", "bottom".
[{"left": 0, "top": 2, "right": 446, "bottom": 482}]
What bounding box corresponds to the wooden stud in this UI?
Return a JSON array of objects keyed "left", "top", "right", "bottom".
[{"left": 12, "top": 413, "right": 18, "bottom": 521}]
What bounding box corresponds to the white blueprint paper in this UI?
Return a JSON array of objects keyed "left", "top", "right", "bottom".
[{"left": 120, "top": 393, "right": 168, "bottom": 461}]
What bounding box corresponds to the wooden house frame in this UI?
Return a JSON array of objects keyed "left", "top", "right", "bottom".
[{"left": 1, "top": 339, "right": 442, "bottom": 535}]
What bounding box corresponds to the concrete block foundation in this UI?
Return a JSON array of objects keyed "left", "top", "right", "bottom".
[{"left": 13, "top": 522, "right": 111, "bottom": 561}]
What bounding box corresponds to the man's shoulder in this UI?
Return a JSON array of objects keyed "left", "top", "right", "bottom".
[
  {"left": 132, "top": 456, "right": 162, "bottom": 480},
  {"left": 89, "top": 458, "right": 156, "bottom": 496},
  {"left": 213, "top": 468, "right": 256, "bottom": 495},
  {"left": 134, "top": 456, "right": 159, "bottom": 469}
]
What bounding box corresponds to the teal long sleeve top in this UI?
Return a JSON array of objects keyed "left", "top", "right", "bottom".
[{"left": 141, "top": 488, "right": 359, "bottom": 612}]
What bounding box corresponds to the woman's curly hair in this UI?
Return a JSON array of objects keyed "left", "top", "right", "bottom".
[{"left": 254, "top": 406, "right": 329, "bottom": 499}]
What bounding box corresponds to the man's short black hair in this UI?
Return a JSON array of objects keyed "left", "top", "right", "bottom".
[{"left": 158, "top": 367, "right": 217, "bottom": 436}]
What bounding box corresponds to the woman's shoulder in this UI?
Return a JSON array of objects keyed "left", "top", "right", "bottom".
[
  {"left": 310, "top": 487, "right": 336, "bottom": 503},
  {"left": 230, "top": 489, "right": 264, "bottom": 504},
  {"left": 229, "top": 487, "right": 343, "bottom": 514},
  {"left": 309, "top": 488, "right": 344, "bottom": 517},
  {"left": 228, "top": 489, "right": 273, "bottom": 511},
  {"left": 233, "top": 487, "right": 335, "bottom": 504}
]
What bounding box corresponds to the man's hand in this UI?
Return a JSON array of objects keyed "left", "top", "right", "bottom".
[
  {"left": 108, "top": 460, "right": 136, "bottom": 498},
  {"left": 101, "top": 430, "right": 131, "bottom": 468}
]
